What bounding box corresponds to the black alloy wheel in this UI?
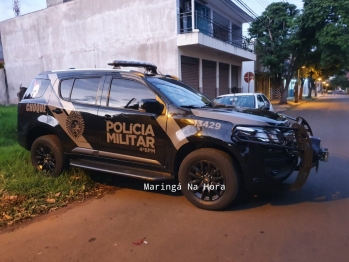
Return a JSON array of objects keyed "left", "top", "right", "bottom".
[
  {"left": 31, "top": 135, "right": 65, "bottom": 177},
  {"left": 179, "top": 148, "right": 240, "bottom": 210},
  {"left": 187, "top": 160, "right": 225, "bottom": 201}
]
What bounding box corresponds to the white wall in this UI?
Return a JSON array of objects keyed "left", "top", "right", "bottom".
[{"left": 0, "top": 0, "right": 178, "bottom": 104}]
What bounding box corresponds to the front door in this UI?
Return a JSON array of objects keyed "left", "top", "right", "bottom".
[{"left": 97, "top": 77, "right": 167, "bottom": 166}]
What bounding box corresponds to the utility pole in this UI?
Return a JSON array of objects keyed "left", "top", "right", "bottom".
[{"left": 13, "top": 0, "right": 20, "bottom": 17}]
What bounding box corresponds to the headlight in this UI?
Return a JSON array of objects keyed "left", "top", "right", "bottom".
[{"left": 234, "top": 126, "right": 284, "bottom": 144}]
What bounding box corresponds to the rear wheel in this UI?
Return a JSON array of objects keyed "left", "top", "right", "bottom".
[
  {"left": 30, "top": 135, "right": 65, "bottom": 177},
  {"left": 179, "top": 148, "right": 240, "bottom": 210}
]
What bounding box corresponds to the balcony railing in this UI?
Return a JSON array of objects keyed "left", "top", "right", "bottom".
[{"left": 178, "top": 11, "right": 254, "bottom": 53}]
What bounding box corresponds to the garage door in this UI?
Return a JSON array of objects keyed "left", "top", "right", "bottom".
[
  {"left": 219, "top": 63, "right": 229, "bottom": 95},
  {"left": 203, "top": 59, "right": 217, "bottom": 99},
  {"left": 231, "top": 65, "right": 239, "bottom": 93},
  {"left": 181, "top": 56, "right": 199, "bottom": 91}
]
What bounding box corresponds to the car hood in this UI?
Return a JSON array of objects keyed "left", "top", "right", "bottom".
[{"left": 191, "top": 107, "right": 288, "bottom": 126}]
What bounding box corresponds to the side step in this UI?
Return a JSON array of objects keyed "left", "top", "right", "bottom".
[{"left": 70, "top": 158, "right": 174, "bottom": 181}]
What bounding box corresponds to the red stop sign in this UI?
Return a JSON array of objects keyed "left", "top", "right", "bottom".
[{"left": 244, "top": 72, "right": 255, "bottom": 83}]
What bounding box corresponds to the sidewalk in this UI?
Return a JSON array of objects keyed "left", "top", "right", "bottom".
[{"left": 271, "top": 94, "right": 324, "bottom": 113}]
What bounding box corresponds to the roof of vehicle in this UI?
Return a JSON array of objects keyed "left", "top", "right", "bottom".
[
  {"left": 215, "top": 93, "right": 265, "bottom": 98},
  {"left": 36, "top": 60, "right": 180, "bottom": 81}
]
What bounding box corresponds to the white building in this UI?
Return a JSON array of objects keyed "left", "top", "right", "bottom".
[{"left": 0, "top": 0, "right": 256, "bottom": 104}]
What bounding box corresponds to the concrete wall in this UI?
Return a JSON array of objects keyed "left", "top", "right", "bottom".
[
  {"left": 0, "top": 35, "right": 3, "bottom": 61},
  {"left": 47, "top": 0, "right": 64, "bottom": 8},
  {"left": 0, "top": 0, "right": 178, "bottom": 104},
  {"left": 0, "top": 69, "right": 8, "bottom": 104}
]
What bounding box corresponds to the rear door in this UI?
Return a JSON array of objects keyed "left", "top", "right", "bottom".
[{"left": 47, "top": 75, "right": 104, "bottom": 150}]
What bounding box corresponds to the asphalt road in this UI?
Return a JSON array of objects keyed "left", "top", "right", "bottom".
[{"left": 1, "top": 95, "right": 349, "bottom": 262}]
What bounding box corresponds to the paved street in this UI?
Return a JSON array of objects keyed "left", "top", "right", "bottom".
[{"left": 1, "top": 95, "right": 349, "bottom": 262}]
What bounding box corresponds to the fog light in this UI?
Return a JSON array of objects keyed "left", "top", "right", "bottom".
[{"left": 319, "top": 148, "right": 329, "bottom": 162}]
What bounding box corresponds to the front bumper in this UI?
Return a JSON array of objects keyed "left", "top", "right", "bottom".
[{"left": 232, "top": 117, "right": 329, "bottom": 190}]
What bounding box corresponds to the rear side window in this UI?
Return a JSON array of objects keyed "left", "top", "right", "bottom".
[
  {"left": 261, "top": 94, "right": 270, "bottom": 106},
  {"left": 23, "top": 78, "right": 51, "bottom": 99},
  {"left": 60, "top": 79, "right": 74, "bottom": 100},
  {"left": 257, "top": 94, "right": 265, "bottom": 108},
  {"left": 60, "top": 78, "right": 100, "bottom": 105}
]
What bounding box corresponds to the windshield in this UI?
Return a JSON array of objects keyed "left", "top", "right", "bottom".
[
  {"left": 215, "top": 95, "right": 255, "bottom": 108},
  {"left": 147, "top": 78, "right": 212, "bottom": 107}
]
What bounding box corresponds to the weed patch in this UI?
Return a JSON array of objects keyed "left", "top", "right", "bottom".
[{"left": 0, "top": 106, "right": 112, "bottom": 227}]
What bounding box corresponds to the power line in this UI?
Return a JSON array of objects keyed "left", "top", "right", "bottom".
[
  {"left": 13, "top": 0, "right": 20, "bottom": 16},
  {"left": 232, "top": 0, "right": 260, "bottom": 20},
  {"left": 219, "top": 0, "right": 255, "bottom": 23},
  {"left": 257, "top": 0, "right": 267, "bottom": 10}
]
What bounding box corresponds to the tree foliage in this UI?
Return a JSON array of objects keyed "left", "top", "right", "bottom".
[
  {"left": 300, "top": 0, "right": 349, "bottom": 73},
  {"left": 248, "top": 2, "right": 301, "bottom": 104},
  {"left": 329, "top": 75, "right": 349, "bottom": 89},
  {"left": 249, "top": 0, "right": 349, "bottom": 103}
]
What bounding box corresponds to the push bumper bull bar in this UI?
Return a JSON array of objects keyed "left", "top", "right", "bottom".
[{"left": 232, "top": 117, "right": 329, "bottom": 190}]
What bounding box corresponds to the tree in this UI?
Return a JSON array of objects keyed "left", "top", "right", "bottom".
[
  {"left": 248, "top": 2, "right": 301, "bottom": 104},
  {"left": 299, "top": 0, "right": 349, "bottom": 75},
  {"left": 329, "top": 75, "right": 349, "bottom": 89}
]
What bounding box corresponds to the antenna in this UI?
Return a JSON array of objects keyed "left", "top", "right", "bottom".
[{"left": 13, "top": 0, "right": 20, "bottom": 17}]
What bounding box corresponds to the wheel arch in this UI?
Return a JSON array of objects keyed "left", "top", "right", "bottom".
[{"left": 26, "top": 126, "right": 56, "bottom": 150}]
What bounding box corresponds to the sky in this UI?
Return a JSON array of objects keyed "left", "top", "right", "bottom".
[
  {"left": 0, "top": 0, "right": 47, "bottom": 22},
  {"left": 0, "top": 0, "right": 303, "bottom": 22}
]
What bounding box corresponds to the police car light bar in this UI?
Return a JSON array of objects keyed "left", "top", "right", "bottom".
[{"left": 108, "top": 60, "right": 157, "bottom": 74}]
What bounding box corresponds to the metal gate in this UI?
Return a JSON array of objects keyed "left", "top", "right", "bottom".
[
  {"left": 231, "top": 65, "right": 239, "bottom": 93},
  {"left": 219, "top": 63, "right": 229, "bottom": 95},
  {"left": 203, "top": 59, "right": 216, "bottom": 99},
  {"left": 181, "top": 56, "right": 199, "bottom": 90}
]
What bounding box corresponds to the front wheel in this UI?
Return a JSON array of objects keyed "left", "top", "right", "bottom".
[
  {"left": 30, "top": 135, "right": 65, "bottom": 177},
  {"left": 179, "top": 148, "right": 240, "bottom": 210}
]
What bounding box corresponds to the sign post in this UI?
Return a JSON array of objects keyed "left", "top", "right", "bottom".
[{"left": 244, "top": 72, "right": 255, "bottom": 93}]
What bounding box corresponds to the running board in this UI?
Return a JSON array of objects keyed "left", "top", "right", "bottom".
[{"left": 70, "top": 158, "right": 174, "bottom": 181}]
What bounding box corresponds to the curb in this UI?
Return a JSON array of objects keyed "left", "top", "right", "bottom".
[{"left": 271, "top": 96, "right": 320, "bottom": 113}]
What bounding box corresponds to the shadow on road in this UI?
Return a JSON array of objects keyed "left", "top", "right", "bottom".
[
  {"left": 87, "top": 154, "right": 348, "bottom": 211},
  {"left": 230, "top": 154, "right": 349, "bottom": 211},
  {"left": 88, "top": 171, "right": 183, "bottom": 197}
]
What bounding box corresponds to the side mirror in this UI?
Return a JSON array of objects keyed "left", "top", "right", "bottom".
[{"left": 139, "top": 99, "right": 164, "bottom": 115}]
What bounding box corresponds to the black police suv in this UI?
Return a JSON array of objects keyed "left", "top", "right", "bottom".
[{"left": 17, "top": 61, "right": 329, "bottom": 210}]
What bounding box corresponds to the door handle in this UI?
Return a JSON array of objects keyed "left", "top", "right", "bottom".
[
  {"left": 52, "top": 108, "right": 63, "bottom": 114},
  {"left": 104, "top": 114, "right": 112, "bottom": 121}
]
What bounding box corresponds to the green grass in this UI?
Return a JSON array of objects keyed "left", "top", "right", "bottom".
[
  {"left": 0, "top": 105, "right": 102, "bottom": 227},
  {"left": 0, "top": 105, "right": 18, "bottom": 146}
]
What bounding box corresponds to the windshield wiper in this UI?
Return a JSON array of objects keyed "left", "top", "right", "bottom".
[{"left": 181, "top": 105, "right": 203, "bottom": 109}]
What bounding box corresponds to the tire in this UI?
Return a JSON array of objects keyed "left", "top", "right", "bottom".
[
  {"left": 30, "top": 135, "right": 65, "bottom": 177},
  {"left": 179, "top": 148, "right": 240, "bottom": 210}
]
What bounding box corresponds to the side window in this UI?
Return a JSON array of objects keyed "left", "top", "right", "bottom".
[
  {"left": 108, "top": 78, "right": 155, "bottom": 109},
  {"left": 257, "top": 95, "right": 265, "bottom": 108},
  {"left": 60, "top": 79, "right": 74, "bottom": 101},
  {"left": 261, "top": 94, "right": 270, "bottom": 106},
  {"left": 23, "top": 78, "right": 51, "bottom": 99},
  {"left": 70, "top": 78, "right": 100, "bottom": 105}
]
